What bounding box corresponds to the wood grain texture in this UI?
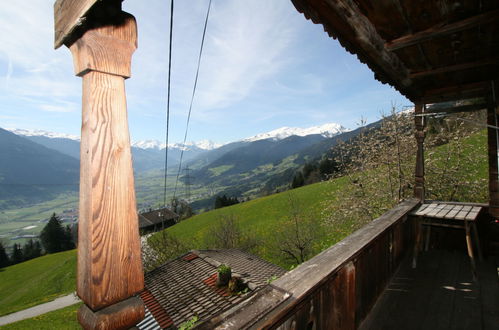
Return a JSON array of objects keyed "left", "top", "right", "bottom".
[
  {"left": 78, "top": 296, "right": 145, "bottom": 330},
  {"left": 414, "top": 103, "right": 425, "bottom": 200},
  {"left": 69, "top": 10, "right": 144, "bottom": 318},
  {"left": 247, "top": 199, "right": 419, "bottom": 330},
  {"left": 487, "top": 99, "right": 499, "bottom": 217},
  {"left": 54, "top": 0, "right": 124, "bottom": 48},
  {"left": 69, "top": 13, "right": 137, "bottom": 78},
  {"left": 386, "top": 9, "right": 499, "bottom": 51}
]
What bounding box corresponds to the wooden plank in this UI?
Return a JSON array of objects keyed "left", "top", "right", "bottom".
[
  {"left": 435, "top": 204, "right": 453, "bottom": 218},
  {"left": 465, "top": 212, "right": 480, "bottom": 221},
  {"left": 292, "top": 0, "right": 413, "bottom": 92},
  {"left": 420, "top": 81, "right": 490, "bottom": 104},
  {"left": 414, "top": 103, "right": 425, "bottom": 200},
  {"left": 386, "top": 9, "right": 499, "bottom": 51},
  {"left": 78, "top": 296, "right": 145, "bottom": 330},
  {"left": 409, "top": 58, "right": 499, "bottom": 79},
  {"left": 426, "top": 204, "right": 445, "bottom": 217},
  {"left": 443, "top": 205, "right": 464, "bottom": 219},
  {"left": 251, "top": 199, "right": 420, "bottom": 329},
  {"left": 412, "top": 203, "right": 430, "bottom": 215},
  {"left": 455, "top": 206, "right": 472, "bottom": 220},
  {"left": 415, "top": 203, "right": 438, "bottom": 216},
  {"left": 332, "top": 262, "right": 356, "bottom": 330},
  {"left": 423, "top": 103, "right": 488, "bottom": 115},
  {"left": 54, "top": 0, "right": 123, "bottom": 48}
]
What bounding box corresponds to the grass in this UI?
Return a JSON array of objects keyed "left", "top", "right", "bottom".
[
  {"left": 0, "top": 303, "right": 81, "bottom": 330},
  {"left": 208, "top": 165, "right": 234, "bottom": 177},
  {"left": 153, "top": 130, "right": 489, "bottom": 269},
  {"left": 0, "top": 129, "right": 489, "bottom": 327},
  {"left": 155, "top": 176, "right": 350, "bottom": 269},
  {"left": 0, "top": 250, "right": 76, "bottom": 316}
]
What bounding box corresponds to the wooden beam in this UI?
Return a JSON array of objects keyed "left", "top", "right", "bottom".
[
  {"left": 386, "top": 9, "right": 499, "bottom": 51},
  {"left": 325, "top": 0, "right": 412, "bottom": 87},
  {"left": 421, "top": 81, "right": 490, "bottom": 104},
  {"left": 410, "top": 58, "right": 499, "bottom": 79},
  {"left": 54, "top": 0, "right": 123, "bottom": 48},
  {"left": 488, "top": 83, "right": 499, "bottom": 218},
  {"left": 78, "top": 296, "right": 145, "bottom": 330},
  {"left": 64, "top": 10, "right": 144, "bottom": 328},
  {"left": 426, "top": 102, "right": 487, "bottom": 114},
  {"left": 414, "top": 103, "right": 425, "bottom": 201},
  {"left": 292, "top": 0, "right": 413, "bottom": 92}
]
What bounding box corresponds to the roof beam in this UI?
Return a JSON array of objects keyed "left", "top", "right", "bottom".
[
  {"left": 54, "top": 0, "right": 123, "bottom": 48},
  {"left": 410, "top": 58, "right": 499, "bottom": 79},
  {"left": 309, "top": 0, "right": 413, "bottom": 90},
  {"left": 386, "top": 9, "right": 499, "bottom": 51},
  {"left": 427, "top": 102, "right": 487, "bottom": 114},
  {"left": 420, "top": 81, "right": 490, "bottom": 104}
]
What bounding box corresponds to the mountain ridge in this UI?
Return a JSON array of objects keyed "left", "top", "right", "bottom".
[{"left": 7, "top": 121, "right": 346, "bottom": 151}]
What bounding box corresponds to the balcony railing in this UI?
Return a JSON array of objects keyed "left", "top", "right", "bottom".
[{"left": 200, "top": 198, "right": 421, "bottom": 329}]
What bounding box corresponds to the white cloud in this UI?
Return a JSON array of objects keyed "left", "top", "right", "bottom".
[{"left": 195, "top": 1, "right": 296, "bottom": 110}]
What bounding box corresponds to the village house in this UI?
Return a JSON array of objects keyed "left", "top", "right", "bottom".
[{"left": 138, "top": 208, "right": 179, "bottom": 234}]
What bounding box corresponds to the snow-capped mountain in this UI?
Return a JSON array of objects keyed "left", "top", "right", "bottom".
[
  {"left": 132, "top": 140, "right": 222, "bottom": 151},
  {"left": 6, "top": 128, "right": 80, "bottom": 141},
  {"left": 131, "top": 140, "right": 165, "bottom": 150},
  {"left": 244, "top": 122, "right": 347, "bottom": 142},
  {"left": 7, "top": 122, "right": 346, "bottom": 152}
]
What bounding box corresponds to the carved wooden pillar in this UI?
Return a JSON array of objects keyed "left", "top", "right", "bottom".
[
  {"left": 414, "top": 103, "right": 425, "bottom": 200},
  {"left": 487, "top": 87, "right": 499, "bottom": 218},
  {"left": 67, "top": 11, "right": 145, "bottom": 329}
]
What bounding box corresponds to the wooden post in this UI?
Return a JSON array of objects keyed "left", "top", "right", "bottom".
[
  {"left": 55, "top": 1, "right": 145, "bottom": 328},
  {"left": 414, "top": 103, "right": 425, "bottom": 200},
  {"left": 487, "top": 85, "right": 499, "bottom": 218}
]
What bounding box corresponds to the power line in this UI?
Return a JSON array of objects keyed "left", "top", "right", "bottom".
[
  {"left": 173, "top": 0, "right": 212, "bottom": 199},
  {"left": 162, "top": 0, "right": 174, "bottom": 208}
]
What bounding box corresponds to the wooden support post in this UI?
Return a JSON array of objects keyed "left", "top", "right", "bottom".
[
  {"left": 64, "top": 9, "right": 145, "bottom": 329},
  {"left": 487, "top": 86, "right": 499, "bottom": 219},
  {"left": 414, "top": 103, "right": 425, "bottom": 200}
]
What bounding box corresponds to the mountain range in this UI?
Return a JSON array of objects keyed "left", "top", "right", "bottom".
[{"left": 1, "top": 122, "right": 349, "bottom": 211}]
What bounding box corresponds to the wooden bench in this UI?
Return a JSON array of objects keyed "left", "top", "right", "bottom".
[{"left": 411, "top": 202, "right": 483, "bottom": 278}]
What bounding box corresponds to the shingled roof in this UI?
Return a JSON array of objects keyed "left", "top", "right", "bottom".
[
  {"left": 138, "top": 208, "right": 179, "bottom": 231},
  {"left": 137, "top": 249, "right": 286, "bottom": 329}
]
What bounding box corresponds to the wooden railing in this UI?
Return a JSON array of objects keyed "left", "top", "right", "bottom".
[{"left": 202, "top": 198, "right": 420, "bottom": 329}]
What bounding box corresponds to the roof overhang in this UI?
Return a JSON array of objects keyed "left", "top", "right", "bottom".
[{"left": 291, "top": 0, "right": 499, "bottom": 105}]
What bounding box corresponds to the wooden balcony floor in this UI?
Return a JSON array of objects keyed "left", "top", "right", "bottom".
[{"left": 360, "top": 250, "right": 499, "bottom": 330}]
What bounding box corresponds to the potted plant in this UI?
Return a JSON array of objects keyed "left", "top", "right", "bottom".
[{"left": 216, "top": 264, "right": 231, "bottom": 287}]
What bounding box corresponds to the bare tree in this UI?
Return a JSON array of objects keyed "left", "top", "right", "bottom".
[
  {"left": 142, "top": 230, "right": 187, "bottom": 271},
  {"left": 203, "top": 213, "right": 259, "bottom": 251},
  {"left": 325, "top": 108, "right": 415, "bottom": 228},
  {"left": 270, "top": 195, "right": 322, "bottom": 265}
]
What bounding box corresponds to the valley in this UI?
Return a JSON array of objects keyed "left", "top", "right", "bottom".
[{"left": 0, "top": 122, "right": 348, "bottom": 243}]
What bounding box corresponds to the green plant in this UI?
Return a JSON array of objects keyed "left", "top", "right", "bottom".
[
  {"left": 179, "top": 315, "right": 199, "bottom": 330},
  {"left": 266, "top": 275, "right": 278, "bottom": 284},
  {"left": 228, "top": 276, "right": 246, "bottom": 295},
  {"left": 217, "top": 264, "right": 231, "bottom": 275}
]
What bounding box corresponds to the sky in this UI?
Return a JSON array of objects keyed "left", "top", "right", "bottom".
[{"left": 0, "top": 0, "right": 411, "bottom": 145}]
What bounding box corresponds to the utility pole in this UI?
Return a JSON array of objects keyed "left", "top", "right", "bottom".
[{"left": 183, "top": 166, "right": 193, "bottom": 201}]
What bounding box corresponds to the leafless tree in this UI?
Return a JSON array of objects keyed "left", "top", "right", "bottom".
[{"left": 271, "top": 195, "right": 322, "bottom": 265}]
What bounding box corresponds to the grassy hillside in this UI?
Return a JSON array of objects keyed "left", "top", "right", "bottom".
[
  {"left": 0, "top": 250, "right": 76, "bottom": 316},
  {"left": 157, "top": 176, "right": 351, "bottom": 269},
  {"left": 0, "top": 128, "right": 487, "bottom": 321},
  {"left": 0, "top": 303, "right": 81, "bottom": 330},
  {"left": 154, "top": 128, "right": 488, "bottom": 269}
]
